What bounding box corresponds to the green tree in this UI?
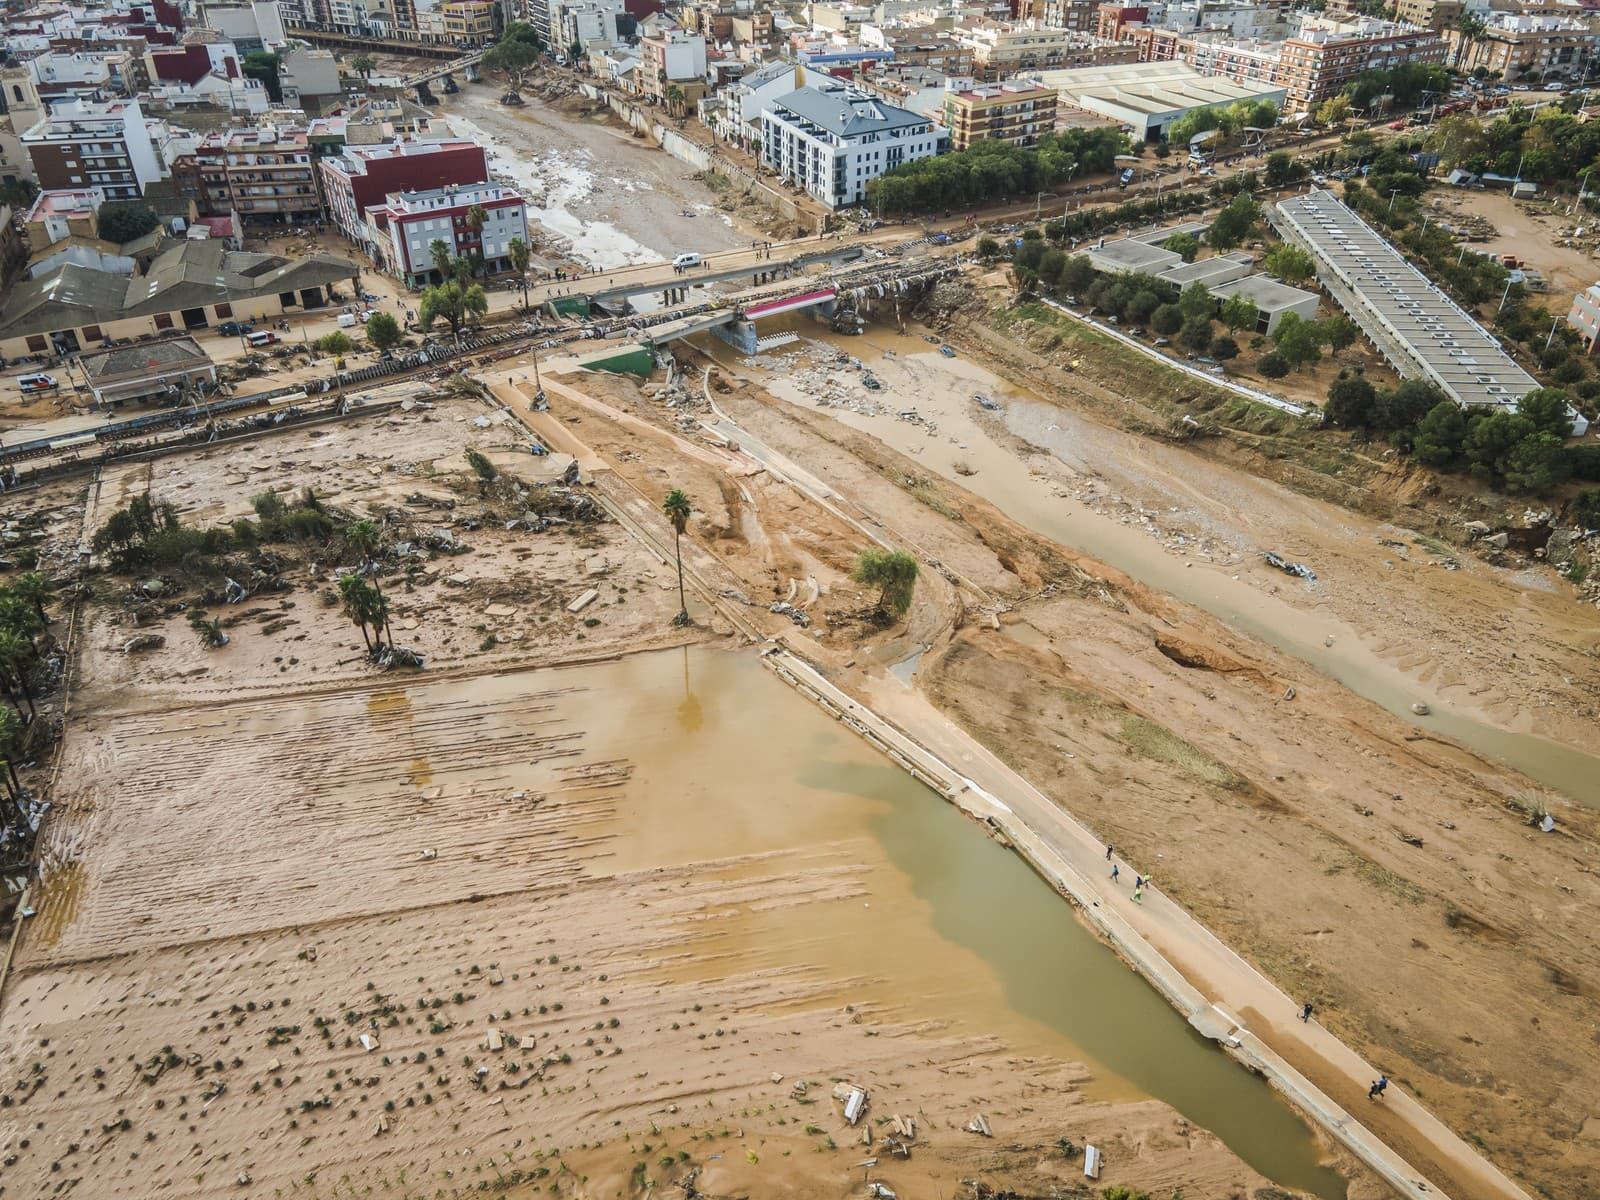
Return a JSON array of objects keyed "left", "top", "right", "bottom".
[
  {"left": 507, "top": 236, "right": 532, "bottom": 309},
  {"left": 418, "top": 281, "right": 488, "bottom": 337},
  {"left": 464, "top": 447, "right": 497, "bottom": 483},
  {"left": 1503, "top": 432, "right": 1571, "bottom": 493},
  {"left": 662, "top": 489, "right": 693, "bottom": 625},
  {"left": 1263, "top": 151, "right": 1304, "bottom": 188},
  {"left": 1219, "top": 293, "right": 1258, "bottom": 334},
  {"left": 1163, "top": 231, "right": 1200, "bottom": 262},
  {"left": 976, "top": 235, "right": 1002, "bottom": 260},
  {"left": 1324, "top": 370, "right": 1377, "bottom": 427},
  {"left": 1060, "top": 256, "right": 1097, "bottom": 296},
  {"left": 1207, "top": 193, "right": 1259, "bottom": 250},
  {"left": 1412, "top": 400, "right": 1468, "bottom": 467},
  {"left": 1517, "top": 387, "right": 1574, "bottom": 439},
  {"left": 1573, "top": 487, "right": 1600, "bottom": 527},
  {"left": 852, "top": 547, "right": 919, "bottom": 619},
  {"left": 242, "top": 50, "right": 282, "bottom": 102},
  {"left": 1210, "top": 335, "right": 1239, "bottom": 360},
  {"left": 365, "top": 312, "right": 402, "bottom": 351},
  {"left": 11, "top": 573, "right": 50, "bottom": 625},
  {"left": 1464, "top": 410, "right": 1535, "bottom": 484},
  {"left": 97, "top": 202, "right": 159, "bottom": 243},
  {"left": 1177, "top": 280, "right": 1214, "bottom": 322},
  {"left": 0, "top": 628, "right": 37, "bottom": 721},
  {"left": 1321, "top": 314, "right": 1359, "bottom": 353},
  {"left": 338, "top": 573, "right": 376, "bottom": 652},
  {"left": 1262, "top": 243, "right": 1316, "bottom": 283},
  {"left": 316, "top": 331, "right": 353, "bottom": 355},
  {"left": 1272, "top": 313, "right": 1322, "bottom": 371},
  {"left": 351, "top": 54, "right": 375, "bottom": 79},
  {"left": 665, "top": 84, "right": 685, "bottom": 116},
  {"left": 1374, "top": 379, "right": 1447, "bottom": 438},
  {"left": 1151, "top": 304, "right": 1184, "bottom": 337},
  {"left": 1179, "top": 317, "right": 1214, "bottom": 355},
  {"left": 466, "top": 203, "right": 489, "bottom": 237},
  {"left": 1258, "top": 351, "right": 1290, "bottom": 379},
  {"left": 483, "top": 34, "right": 540, "bottom": 92}
]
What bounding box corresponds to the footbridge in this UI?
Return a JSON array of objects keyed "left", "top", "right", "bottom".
[{"left": 587, "top": 245, "right": 868, "bottom": 311}]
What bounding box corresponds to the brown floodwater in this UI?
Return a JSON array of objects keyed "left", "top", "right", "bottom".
[
  {"left": 537, "top": 646, "right": 1347, "bottom": 1198},
  {"left": 710, "top": 327, "right": 1600, "bottom": 807}
]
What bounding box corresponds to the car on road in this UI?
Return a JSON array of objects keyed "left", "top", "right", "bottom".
[
  {"left": 247, "top": 330, "right": 279, "bottom": 348},
  {"left": 17, "top": 372, "right": 57, "bottom": 392}
]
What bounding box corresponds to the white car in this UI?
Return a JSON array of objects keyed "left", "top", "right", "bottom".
[{"left": 17, "top": 372, "right": 57, "bottom": 392}]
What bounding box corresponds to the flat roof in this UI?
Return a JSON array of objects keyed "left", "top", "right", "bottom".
[
  {"left": 1027, "top": 62, "right": 1285, "bottom": 116},
  {"left": 1079, "top": 238, "right": 1181, "bottom": 274},
  {"left": 1159, "top": 253, "right": 1252, "bottom": 289},
  {"left": 1274, "top": 189, "right": 1537, "bottom": 407},
  {"left": 1130, "top": 220, "right": 1210, "bottom": 246},
  {"left": 1207, "top": 273, "right": 1319, "bottom": 313}
]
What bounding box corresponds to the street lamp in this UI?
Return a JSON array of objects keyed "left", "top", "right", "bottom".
[
  {"left": 1387, "top": 186, "right": 1402, "bottom": 215},
  {"left": 1035, "top": 190, "right": 1056, "bottom": 220}
]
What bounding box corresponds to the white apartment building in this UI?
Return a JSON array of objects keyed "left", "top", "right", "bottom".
[
  {"left": 551, "top": 0, "right": 626, "bottom": 48},
  {"left": 368, "top": 182, "right": 530, "bottom": 285},
  {"left": 761, "top": 83, "right": 940, "bottom": 209}
]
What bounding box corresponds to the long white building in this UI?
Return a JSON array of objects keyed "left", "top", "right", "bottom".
[{"left": 760, "top": 83, "right": 940, "bottom": 210}]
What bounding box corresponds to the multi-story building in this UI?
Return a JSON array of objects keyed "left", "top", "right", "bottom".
[
  {"left": 367, "top": 182, "right": 529, "bottom": 285},
  {"left": 186, "top": 126, "right": 319, "bottom": 225},
  {"left": 23, "top": 186, "right": 105, "bottom": 248},
  {"left": 942, "top": 81, "right": 1057, "bottom": 149},
  {"left": 1447, "top": 14, "right": 1600, "bottom": 84},
  {"left": 318, "top": 138, "right": 489, "bottom": 249},
  {"left": 955, "top": 21, "right": 1138, "bottom": 79},
  {"left": 1393, "top": 0, "right": 1462, "bottom": 35},
  {"left": 761, "top": 83, "right": 941, "bottom": 209},
  {"left": 1095, "top": 4, "right": 1149, "bottom": 41},
  {"left": 441, "top": 0, "right": 496, "bottom": 44},
  {"left": 1138, "top": 15, "right": 1447, "bottom": 112},
  {"left": 1566, "top": 279, "right": 1600, "bottom": 354},
  {"left": 553, "top": 0, "right": 626, "bottom": 50},
  {"left": 199, "top": 1, "right": 288, "bottom": 53},
  {"left": 21, "top": 98, "right": 163, "bottom": 201},
  {"left": 641, "top": 29, "right": 708, "bottom": 105}
]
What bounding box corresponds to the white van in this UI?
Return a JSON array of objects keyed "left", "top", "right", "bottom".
[
  {"left": 337, "top": 312, "right": 358, "bottom": 328},
  {"left": 17, "top": 372, "right": 57, "bottom": 393},
  {"left": 672, "top": 252, "right": 702, "bottom": 270},
  {"left": 247, "top": 330, "right": 279, "bottom": 348}
]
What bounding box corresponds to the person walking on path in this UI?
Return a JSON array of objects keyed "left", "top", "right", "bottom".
[
  {"left": 1110, "top": 864, "right": 1120, "bottom": 884},
  {"left": 1299, "top": 1002, "right": 1314, "bottom": 1023},
  {"left": 1105, "top": 844, "right": 1113, "bottom": 860},
  {"left": 1133, "top": 883, "right": 1144, "bottom": 904},
  {"left": 1368, "top": 1075, "right": 1389, "bottom": 1101}
]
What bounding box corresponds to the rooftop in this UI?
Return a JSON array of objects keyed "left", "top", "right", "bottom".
[
  {"left": 1274, "top": 189, "right": 1537, "bottom": 408},
  {"left": 1206, "top": 272, "right": 1319, "bottom": 312},
  {"left": 25, "top": 186, "right": 105, "bottom": 222},
  {"left": 1030, "top": 61, "right": 1285, "bottom": 115},
  {"left": 81, "top": 334, "right": 212, "bottom": 383},
  {"left": 768, "top": 84, "right": 928, "bottom": 138}
]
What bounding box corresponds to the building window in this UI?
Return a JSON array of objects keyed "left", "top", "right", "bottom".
[
  {"left": 154, "top": 314, "right": 174, "bottom": 330},
  {"left": 216, "top": 302, "right": 233, "bottom": 318},
  {"left": 26, "top": 335, "right": 46, "bottom": 352},
  {"left": 82, "top": 325, "right": 102, "bottom": 341}
]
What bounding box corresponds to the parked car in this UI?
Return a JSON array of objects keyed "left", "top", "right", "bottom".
[
  {"left": 218, "top": 321, "right": 249, "bottom": 336},
  {"left": 17, "top": 372, "right": 57, "bottom": 392},
  {"left": 247, "top": 330, "right": 279, "bottom": 348}
]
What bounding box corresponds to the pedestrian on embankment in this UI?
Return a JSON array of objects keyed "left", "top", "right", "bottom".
[
  {"left": 1133, "top": 884, "right": 1144, "bottom": 905},
  {"left": 1368, "top": 1075, "right": 1388, "bottom": 1100},
  {"left": 1110, "top": 864, "right": 1119, "bottom": 884},
  {"left": 1105, "top": 844, "right": 1113, "bottom": 860},
  {"left": 1300, "top": 1002, "right": 1314, "bottom": 1023}
]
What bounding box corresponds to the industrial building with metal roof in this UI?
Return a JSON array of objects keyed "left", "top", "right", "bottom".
[
  {"left": 1022, "top": 62, "right": 1287, "bottom": 141},
  {"left": 1272, "top": 189, "right": 1537, "bottom": 410}
]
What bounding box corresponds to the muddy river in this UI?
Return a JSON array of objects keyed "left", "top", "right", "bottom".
[
  {"left": 582, "top": 646, "right": 1346, "bottom": 1198},
  {"left": 714, "top": 327, "right": 1600, "bottom": 807}
]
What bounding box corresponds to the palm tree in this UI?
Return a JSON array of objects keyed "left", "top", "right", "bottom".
[
  {"left": 662, "top": 489, "right": 692, "bottom": 625},
  {"left": 352, "top": 53, "right": 376, "bottom": 79},
  {"left": 11, "top": 573, "right": 50, "bottom": 625},
  {"left": 0, "top": 704, "right": 22, "bottom": 795},
  {"left": 507, "top": 236, "right": 531, "bottom": 310},
  {"left": 338, "top": 574, "right": 374, "bottom": 651},
  {"left": 665, "top": 84, "right": 685, "bottom": 117},
  {"left": 345, "top": 519, "right": 380, "bottom": 569},
  {"left": 429, "top": 238, "right": 453, "bottom": 283}
]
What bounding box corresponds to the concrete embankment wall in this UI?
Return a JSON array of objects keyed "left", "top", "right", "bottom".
[{"left": 575, "top": 84, "right": 822, "bottom": 234}]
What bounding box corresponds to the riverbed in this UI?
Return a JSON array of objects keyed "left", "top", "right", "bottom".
[{"left": 716, "top": 327, "right": 1600, "bottom": 807}]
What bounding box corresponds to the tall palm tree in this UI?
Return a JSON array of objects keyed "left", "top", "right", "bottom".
[
  {"left": 0, "top": 629, "right": 35, "bottom": 721},
  {"left": 429, "top": 238, "right": 453, "bottom": 283},
  {"left": 662, "top": 489, "right": 692, "bottom": 625},
  {"left": 507, "top": 236, "right": 531, "bottom": 311},
  {"left": 338, "top": 574, "right": 373, "bottom": 651},
  {"left": 345, "top": 519, "right": 380, "bottom": 570}
]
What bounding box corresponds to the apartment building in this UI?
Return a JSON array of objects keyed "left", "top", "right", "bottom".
[
  {"left": 955, "top": 21, "right": 1137, "bottom": 79},
  {"left": 24, "top": 186, "right": 105, "bottom": 248},
  {"left": 21, "top": 99, "right": 163, "bottom": 200},
  {"left": 942, "top": 81, "right": 1057, "bottom": 150},
  {"left": 1567, "top": 279, "right": 1600, "bottom": 354},
  {"left": 641, "top": 29, "right": 708, "bottom": 105},
  {"left": 1393, "top": 0, "right": 1462, "bottom": 35},
  {"left": 184, "top": 126, "right": 319, "bottom": 225},
  {"left": 318, "top": 138, "right": 489, "bottom": 249},
  {"left": 761, "top": 83, "right": 940, "bottom": 209},
  {"left": 441, "top": 0, "right": 496, "bottom": 44},
  {"left": 1095, "top": 4, "right": 1149, "bottom": 40},
  {"left": 1447, "top": 14, "right": 1600, "bottom": 83},
  {"left": 1139, "top": 15, "right": 1446, "bottom": 112},
  {"left": 367, "top": 182, "right": 529, "bottom": 285}
]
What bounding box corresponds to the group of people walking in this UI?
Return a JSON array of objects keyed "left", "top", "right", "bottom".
[{"left": 1104, "top": 846, "right": 1150, "bottom": 904}]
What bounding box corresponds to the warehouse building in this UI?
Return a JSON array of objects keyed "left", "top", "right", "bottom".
[
  {"left": 1023, "top": 61, "right": 1285, "bottom": 141},
  {"left": 1272, "top": 189, "right": 1537, "bottom": 410}
]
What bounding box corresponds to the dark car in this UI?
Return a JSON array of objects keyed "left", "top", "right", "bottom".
[{"left": 218, "top": 321, "right": 248, "bottom": 337}]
